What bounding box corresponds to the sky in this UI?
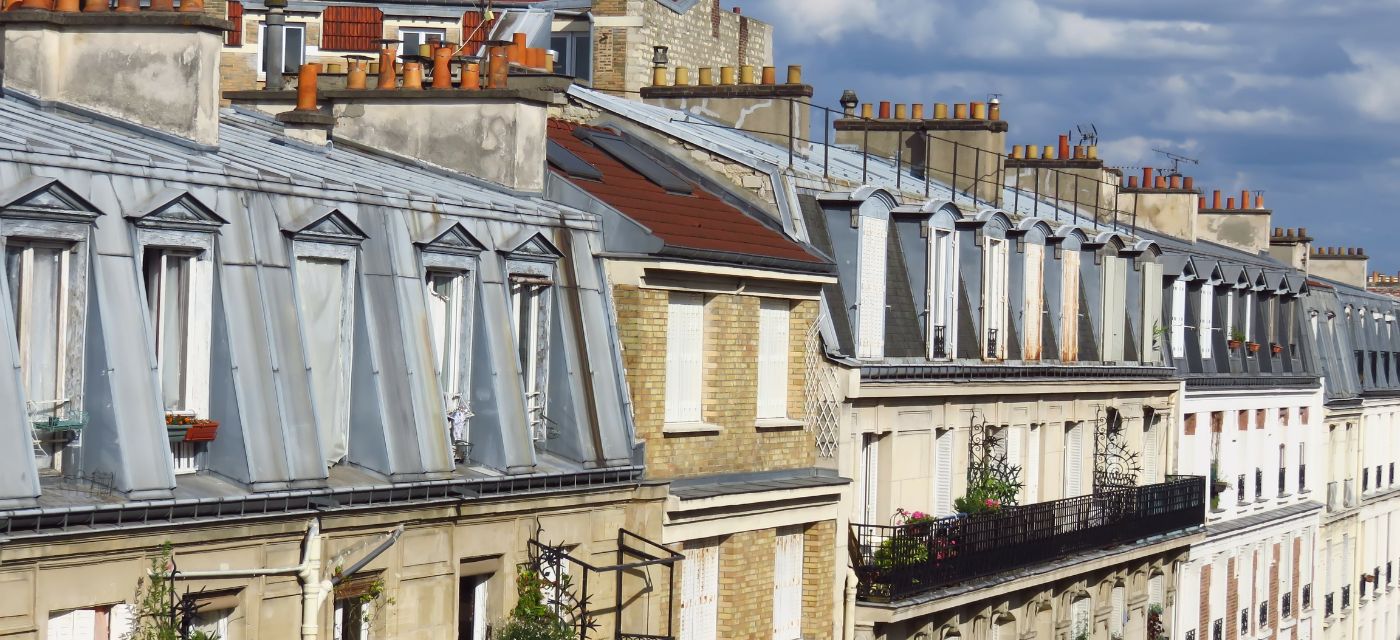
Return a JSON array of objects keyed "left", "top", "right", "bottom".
[{"left": 736, "top": 0, "right": 1400, "bottom": 274}]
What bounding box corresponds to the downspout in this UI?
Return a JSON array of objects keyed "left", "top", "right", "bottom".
[
  {"left": 842, "top": 568, "right": 858, "bottom": 640},
  {"left": 300, "top": 518, "right": 322, "bottom": 640}
]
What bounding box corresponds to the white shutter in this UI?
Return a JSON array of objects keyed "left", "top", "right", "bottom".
[
  {"left": 1102, "top": 257, "right": 1126, "bottom": 361},
  {"left": 47, "top": 610, "right": 77, "bottom": 640},
  {"left": 982, "top": 240, "right": 1008, "bottom": 359},
  {"left": 333, "top": 602, "right": 345, "bottom": 640},
  {"left": 185, "top": 256, "right": 213, "bottom": 418},
  {"left": 109, "top": 605, "right": 135, "bottom": 640},
  {"left": 1026, "top": 425, "right": 1041, "bottom": 503},
  {"left": 934, "top": 429, "right": 954, "bottom": 515},
  {"left": 929, "top": 230, "right": 956, "bottom": 359},
  {"left": 1171, "top": 279, "right": 1187, "bottom": 359},
  {"left": 680, "top": 540, "right": 719, "bottom": 640},
  {"left": 70, "top": 610, "right": 95, "bottom": 640},
  {"left": 771, "top": 530, "right": 803, "bottom": 640},
  {"left": 1071, "top": 598, "right": 1091, "bottom": 635},
  {"left": 1064, "top": 422, "right": 1083, "bottom": 497},
  {"left": 665, "top": 293, "right": 704, "bottom": 423},
  {"left": 1023, "top": 244, "right": 1044, "bottom": 360},
  {"left": 1149, "top": 574, "right": 1164, "bottom": 608},
  {"left": 861, "top": 434, "right": 879, "bottom": 523},
  {"left": 1200, "top": 284, "right": 1214, "bottom": 360},
  {"left": 1143, "top": 423, "right": 1159, "bottom": 485},
  {"left": 947, "top": 230, "right": 960, "bottom": 356},
  {"left": 1060, "top": 251, "right": 1080, "bottom": 361},
  {"left": 1111, "top": 586, "right": 1126, "bottom": 634},
  {"left": 472, "top": 579, "right": 488, "bottom": 640},
  {"left": 1141, "top": 262, "right": 1163, "bottom": 360},
  {"left": 856, "top": 216, "right": 887, "bottom": 359},
  {"left": 757, "top": 299, "right": 791, "bottom": 419},
  {"left": 1006, "top": 426, "right": 1024, "bottom": 492}
]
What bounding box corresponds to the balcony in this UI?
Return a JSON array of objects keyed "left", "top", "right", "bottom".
[
  {"left": 849, "top": 476, "right": 1205, "bottom": 602},
  {"left": 1327, "top": 481, "right": 1339, "bottom": 511},
  {"left": 1343, "top": 585, "right": 1351, "bottom": 610}
]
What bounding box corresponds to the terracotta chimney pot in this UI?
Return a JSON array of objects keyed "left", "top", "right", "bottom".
[
  {"left": 178, "top": 0, "right": 202, "bottom": 12},
  {"left": 760, "top": 65, "right": 776, "bottom": 85},
  {"left": 1212, "top": 190, "right": 1221, "bottom": 209},
  {"left": 460, "top": 62, "right": 480, "bottom": 90},
  {"left": 509, "top": 33, "right": 527, "bottom": 65},
  {"left": 81, "top": 0, "right": 107, "bottom": 12},
  {"left": 1011, "top": 145, "right": 1024, "bottom": 159},
  {"left": 295, "top": 63, "right": 320, "bottom": 111},
  {"left": 1026, "top": 144, "right": 1040, "bottom": 159},
  {"left": 651, "top": 66, "right": 668, "bottom": 87},
  {"left": 401, "top": 62, "right": 424, "bottom": 89},
  {"left": 346, "top": 60, "right": 368, "bottom": 90},
  {"left": 1198, "top": 196, "right": 1206, "bottom": 209},
  {"left": 932, "top": 103, "right": 948, "bottom": 119},
  {"left": 1169, "top": 175, "right": 1181, "bottom": 189},
  {"left": 1299, "top": 227, "right": 1307, "bottom": 237},
  {"left": 953, "top": 103, "right": 969, "bottom": 119},
  {"left": 878, "top": 101, "right": 891, "bottom": 119},
  {"left": 147, "top": 0, "right": 173, "bottom": 10},
  {"left": 377, "top": 45, "right": 398, "bottom": 89},
  {"left": 54, "top": 0, "right": 79, "bottom": 11},
  {"left": 1155, "top": 176, "right": 1167, "bottom": 189},
  {"left": 894, "top": 104, "right": 907, "bottom": 120},
  {"left": 1058, "top": 134, "right": 1070, "bottom": 159},
  {"left": 699, "top": 67, "right": 715, "bottom": 86},
  {"left": 860, "top": 103, "right": 873, "bottom": 119},
  {"left": 1227, "top": 197, "right": 1236, "bottom": 209},
  {"left": 1128, "top": 176, "right": 1140, "bottom": 189},
  {"left": 970, "top": 101, "right": 987, "bottom": 119},
  {"left": 1183, "top": 176, "right": 1194, "bottom": 191},
  {"left": 739, "top": 65, "right": 756, "bottom": 85},
  {"left": 1042, "top": 146, "right": 1054, "bottom": 160},
  {"left": 487, "top": 43, "right": 510, "bottom": 88},
  {"left": 674, "top": 66, "right": 690, "bottom": 86},
  {"left": 1073, "top": 145, "right": 1085, "bottom": 159},
  {"left": 786, "top": 65, "right": 802, "bottom": 84},
  {"left": 114, "top": 0, "right": 139, "bottom": 12},
  {"left": 911, "top": 104, "right": 924, "bottom": 120},
  {"left": 1255, "top": 194, "right": 1265, "bottom": 209}
]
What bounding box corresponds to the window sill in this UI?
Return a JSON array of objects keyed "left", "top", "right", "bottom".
[
  {"left": 663, "top": 421, "right": 722, "bottom": 435},
  {"left": 755, "top": 418, "right": 804, "bottom": 430}
]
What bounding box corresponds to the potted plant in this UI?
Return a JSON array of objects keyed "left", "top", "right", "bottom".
[
  {"left": 1148, "top": 603, "right": 1166, "bottom": 640},
  {"left": 1246, "top": 341, "right": 1261, "bottom": 355},
  {"left": 166, "top": 414, "right": 220, "bottom": 443},
  {"left": 1270, "top": 342, "right": 1284, "bottom": 355},
  {"left": 1227, "top": 328, "right": 1243, "bottom": 350}
]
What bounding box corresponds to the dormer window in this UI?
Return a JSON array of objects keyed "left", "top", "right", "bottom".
[
  {"left": 504, "top": 232, "right": 563, "bottom": 443},
  {"left": 1, "top": 178, "right": 100, "bottom": 471},
  {"left": 1060, "top": 247, "right": 1081, "bottom": 362},
  {"left": 418, "top": 224, "right": 484, "bottom": 462},
  {"left": 982, "top": 237, "right": 1009, "bottom": 360},
  {"left": 928, "top": 227, "right": 958, "bottom": 360},
  {"left": 855, "top": 210, "right": 888, "bottom": 360},
  {"left": 1171, "top": 278, "right": 1187, "bottom": 359},
  {"left": 287, "top": 209, "right": 366, "bottom": 466},
  {"left": 1100, "top": 251, "right": 1128, "bottom": 361},
  {"left": 1200, "top": 283, "right": 1215, "bottom": 360},
  {"left": 1021, "top": 240, "right": 1046, "bottom": 362}
]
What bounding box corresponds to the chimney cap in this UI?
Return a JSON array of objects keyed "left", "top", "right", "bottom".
[
  {"left": 652, "top": 45, "right": 669, "bottom": 66},
  {"left": 839, "top": 89, "right": 859, "bottom": 112}
]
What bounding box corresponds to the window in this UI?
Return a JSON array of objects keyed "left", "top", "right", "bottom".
[
  {"left": 756, "top": 299, "right": 791, "bottom": 420},
  {"left": 143, "top": 249, "right": 198, "bottom": 413},
  {"left": 257, "top": 23, "right": 306, "bottom": 76},
  {"left": 1101, "top": 255, "right": 1128, "bottom": 361},
  {"left": 426, "top": 269, "right": 473, "bottom": 401},
  {"left": 1070, "top": 597, "right": 1091, "bottom": 640},
  {"left": 550, "top": 31, "right": 591, "bottom": 81},
  {"left": 771, "top": 528, "right": 802, "bottom": 640},
  {"left": 296, "top": 255, "right": 356, "bottom": 465},
  {"left": 510, "top": 274, "right": 552, "bottom": 440},
  {"left": 1022, "top": 242, "right": 1045, "bottom": 361},
  {"left": 860, "top": 433, "right": 879, "bottom": 524},
  {"left": 982, "top": 237, "right": 1009, "bottom": 359},
  {"left": 679, "top": 539, "right": 719, "bottom": 640},
  {"left": 1200, "top": 283, "right": 1214, "bottom": 359},
  {"left": 1143, "top": 418, "right": 1160, "bottom": 484},
  {"left": 334, "top": 594, "right": 369, "bottom": 640},
  {"left": 46, "top": 605, "right": 135, "bottom": 640},
  {"left": 1149, "top": 573, "right": 1165, "bottom": 608},
  {"left": 458, "top": 575, "right": 489, "bottom": 640},
  {"left": 1171, "top": 278, "right": 1187, "bottom": 359},
  {"left": 928, "top": 228, "right": 958, "bottom": 360},
  {"left": 399, "top": 28, "right": 446, "bottom": 55},
  {"left": 856, "top": 214, "right": 887, "bottom": 359},
  {"left": 6, "top": 243, "right": 72, "bottom": 421},
  {"left": 665, "top": 292, "right": 704, "bottom": 425}
]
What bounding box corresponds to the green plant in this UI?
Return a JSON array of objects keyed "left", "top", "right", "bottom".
[
  {"left": 1148, "top": 603, "right": 1166, "bottom": 640},
  {"left": 495, "top": 566, "right": 574, "bottom": 640},
  {"left": 128, "top": 543, "right": 219, "bottom": 640},
  {"left": 1230, "top": 327, "right": 1246, "bottom": 343},
  {"left": 1072, "top": 620, "right": 1090, "bottom": 640},
  {"left": 954, "top": 470, "right": 1018, "bottom": 515}
]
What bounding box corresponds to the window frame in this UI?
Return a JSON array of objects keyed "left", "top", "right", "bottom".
[
  {"left": 256, "top": 22, "right": 310, "bottom": 79},
  {"left": 663, "top": 291, "right": 705, "bottom": 427},
  {"left": 756, "top": 297, "right": 792, "bottom": 422},
  {"left": 293, "top": 240, "right": 359, "bottom": 466},
  {"left": 927, "top": 226, "right": 958, "bottom": 360},
  {"left": 855, "top": 211, "right": 888, "bottom": 360},
  {"left": 982, "top": 236, "right": 1009, "bottom": 361},
  {"left": 505, "top": 253, "right": 556, "bottom": 443},
  {"left": 398, "top": 27, "right": 447, "bottom": 55},
  {"left": 549, "top": 30, "right": 592, "bottom": 81}
]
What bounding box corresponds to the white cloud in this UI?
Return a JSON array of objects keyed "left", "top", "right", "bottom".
[
  {"left": 1178, "top": 106, "right": 1298, "bottom": 129},
  {"left": 1331, "top": 46, "right": 1400, "bottom": 123},
  {"left": 1097, "top": 136, "right": 1199, "bottom": 166}
]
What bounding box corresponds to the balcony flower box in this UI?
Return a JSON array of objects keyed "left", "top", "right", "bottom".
[
  {"left": 166, "top": 414, "right": 219, "bottom": 443},
  {"left": 1228, "top": 339, "right": 1242, "bottom": 351},
  {"left": 1246, "top": 341, "right": 1261, "bottom": 354}
]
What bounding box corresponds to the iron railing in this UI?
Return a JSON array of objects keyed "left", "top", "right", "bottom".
[
  {"left": 932, "top": 325, "right": 947, "bottom": 359},
  {"left": 1299, "top": 464, "right": 1306, "bottom": 492},
  {"left": 1364, "top": 467, "right": 1369, "bottom": 491},
  {"left": 986, "top": 328, "right": 999, "bottom": 360},
  {"left": 1238, "top": 474, "right": 1247, "bottom": 504},
  {"left": 1342, "top": 585, "right": 1351, "bottom": 610},
  {"left": 1255, "top": 468, "right": 1263, "bottom": 500},
  {"left": 1324, "top": 593, "right": 1333, "bottom": 617},
  {"left": 1302, "top": 584, "right": 1311, "bottom": 610},
  {"left": 850, "top": 475, "right": 1204, "bottom": 601},
  {"left": 1282, "top": 592, "right": 1292, "bottom": 619}
]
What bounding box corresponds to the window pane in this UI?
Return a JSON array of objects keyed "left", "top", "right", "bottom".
[
  {"left": 284, "top": 26, "right": 304, "bottom": 72},
  {"left": 11, "top": 246, "right": 65, "bottom": 411},
  {"left": 550, "top": 36, "right": 568, "bottom": 74},
  {"left": 571, "top": 33, "right": 590, "bottom": 81},
  {"left": 297, "top": 257, "right": 352, "bottom": 464}
]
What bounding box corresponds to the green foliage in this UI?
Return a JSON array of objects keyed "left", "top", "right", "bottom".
[
  {"left": 127, "top": 543, "right": 218, "bottom": 640},
  {"left": 872, "top": 532, "right": 929, "bottom": 570},
  {"left": 954, "top": 470, "right": 1018, "bottom": 515},
  {"left": 1072, "top": 620, "right": 1090, "bottom": 640},
  {"left": 495, "top": 567, "right": 574, "bottom": 640},
  {"left": 1148, "top": 603, "right": 1166, "bottom": 640}
]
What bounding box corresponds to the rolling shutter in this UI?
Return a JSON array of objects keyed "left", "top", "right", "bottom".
[
  {"left": 1172, "top": 279, "right": 1187, "bottom": 358},
  {"left": 225, "top": 1, "right": 244, "bottom": 46},
  {"left": 680, "top": 540, "right": 719, "bottom": 640},
  {"left": 321, "top": 6, "right": 383, "bottom": 52},
  {"left": 934, "top": 429, "right": 954, "bottom": 515},
  {"left": 110, "top": 605, "right": 135, "bottom": 640},
  {"left": 757, "top": 299, "right": 790, "bottom": 419},
  {"left": 665, "top": 293, "right": 704, "bottom": 423},
  {"left": 856, "top": 216, "right": 887, "bottom": 359},
  {"left": 771, "top": 530, "right": 803, "bottom": 640}
]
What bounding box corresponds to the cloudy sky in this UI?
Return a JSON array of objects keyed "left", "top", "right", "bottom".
[{"left": 738, "top": 0, "right": 1400, "bottom": 273}]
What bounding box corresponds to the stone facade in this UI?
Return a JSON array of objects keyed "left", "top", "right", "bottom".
[
  {"left": 612, "top": 285, "right": 817, "bottom": 479},
  {"left": 593, "top": 0, "right": 773, "bottom": 95}
]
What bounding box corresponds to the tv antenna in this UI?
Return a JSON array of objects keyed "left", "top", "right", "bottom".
[
  {"left": 1153, "top": 148, "right": 1198, "bottom": 177},
  {"left": 1076, "top": 124, "right": 1098, "bottom": 147}
]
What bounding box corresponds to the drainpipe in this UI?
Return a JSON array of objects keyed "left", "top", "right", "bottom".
[
  {"left": 842, "top": 568, "right": 858, "bottom": 640},
  {"left": 300, "top": 519, "right": 323, "bottom": 640}
]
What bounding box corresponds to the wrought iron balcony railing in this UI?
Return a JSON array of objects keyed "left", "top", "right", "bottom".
[
  {"left": 1282, "top": 592, "right": 1292, "bottom": 619},
  {"left": 985, "top": 328, "right": 999, "bottom": 359},
  {"left": 1299, "top": 464, "right": 1306, "bottom": 492},
  {"left": 1342, "top": 585, "right": 1351, "bottom": 610},
  {"left": 1302, "top": 584, "right": 1311, "bottom": 610},
  {"left": 1324, "top": 593, "right": 1333, "bottom": 618},
  {"left": 849, "top": 475, "right": 1205, "bottom": 602},
  {"left": 932, "top": 324, "right": 948, "bottom": 359}
]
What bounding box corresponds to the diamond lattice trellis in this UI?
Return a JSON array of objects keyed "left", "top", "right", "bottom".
[{"left": 805, "top": 316, "right": 841, "bottom": 458}]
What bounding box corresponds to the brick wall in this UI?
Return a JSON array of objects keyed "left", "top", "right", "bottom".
[
  {"left": 591, "top": 0, "right": 774, "bottom": 94},
  {"left": 1201, "top": 563, "right": 1212, "bottom": 638},
  {"left": 613, "top": 285, "right": 818, "bottom": 479},
  {"left": 719, "top": 529, "right": 775, "bottom": 639},
  {"left": 802, "top": 520, "right": 835, "bottom": 640},
  {"left": 1270, "top": 544, "right": 1279, "bottom": 639},
  {"left": 1292, "top": 537, "right": 1302, "bottom": 623},
  {"left": 1227, "top": 557, "right": 1238, "bottom": 640}
]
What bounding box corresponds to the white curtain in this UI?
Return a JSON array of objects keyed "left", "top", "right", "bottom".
[{"left": 297, "top": 257, "right": 351, "bottom": 464}]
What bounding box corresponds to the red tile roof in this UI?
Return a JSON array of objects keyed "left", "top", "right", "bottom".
[{"left": 547, "top": 119, "right": 826, "bottom": 267}]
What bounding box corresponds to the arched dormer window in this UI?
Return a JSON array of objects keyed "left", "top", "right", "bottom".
[
  {"left": 502, "top": 231, "right": 563, "bottom": 442},
  {"left": 854, "top": 193, "right": 893, "bottom": 360},
  {"left": 1, "top": 178, "right": 101, "bottom": 471},
  {"left": 976, "top": 211, "right": 1012, "bottom": 361},
  {"left": 1097, "top": 234, "right": 1129, "bottom": 362},
  {"left": 1013, "top": 218, "right": 1053, "bottom": 362},
  {"left": 417, "top": 223, "right": 485, "bottom": 461},
  {"left": 286, "top": 208, "right": 366, "bottom": 467},
  {"left": 924, "top": 201, "right": 962, "bottom": 360}
]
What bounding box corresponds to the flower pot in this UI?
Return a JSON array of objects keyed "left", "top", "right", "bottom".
[
  {"left": 185, "top": 419, "right": 219, "bottom": 442},
  {"left": 1228, "top": 339, "right": 1242, "bottom": 350},
  {"left": 1271, "top": 343, "right": 1284, "bottom": 354},
  {"left": 1246, "top": 342, "right": 1261, "bottom": 354}
]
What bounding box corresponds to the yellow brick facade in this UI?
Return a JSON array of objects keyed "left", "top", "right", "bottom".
[{"left": 612, "top": 284, "right": 817, "bottom": 479}]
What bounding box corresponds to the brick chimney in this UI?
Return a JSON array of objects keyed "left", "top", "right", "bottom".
[
  {"left": 639, "top": 56, "right": 811, "bottom": 149},
  {"left": 832, "top": 97, "right": 1006, "bottom": 204},
  {"left": 1196, "top": 189, "right": 1271, "bottom": 255},
  {"left": 1309, "top": 246, "right": 1369, "bottom": 288},
  {"left": 1, "top": 10, "right": 230, "bottom": 146}
]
